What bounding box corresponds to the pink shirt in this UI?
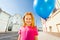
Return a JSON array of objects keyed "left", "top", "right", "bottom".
[{"left": 18, "top": 26, "right": 38, "bottom": 40}]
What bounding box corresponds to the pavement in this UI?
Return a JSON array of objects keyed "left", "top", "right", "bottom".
[
  {"left": 38, "top": 32, "right": 60, "bottom": 40},
  {"left": 47, "top": 32, "right": 60, "bottom": 37},
  {"left": 0, "top": 32, "right": 60, "bottom": 40},
  {"left": 0, "top": 32, "right": 18, "bottom": 40}
]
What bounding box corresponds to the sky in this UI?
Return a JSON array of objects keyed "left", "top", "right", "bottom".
[{"left": 0, "top": 0, "right": 42, "bottom": 27}]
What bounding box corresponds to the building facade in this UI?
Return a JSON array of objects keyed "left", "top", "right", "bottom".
[
  {"left": 41, "top": 9, "right": 60, "bottom": 32},
  {"left": 7, "top": 14, "right": 23, "bottom": 32},
  {"left": 12, "top": 14, "right": 23, "bottom": 32},
  {"left": 0, "top": 8, "right": 23, "bottom": 32},
  {"left": 0, "top": 8, "right": 11, "bottom": 32}
]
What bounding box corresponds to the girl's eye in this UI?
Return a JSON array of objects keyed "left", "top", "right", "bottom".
[
  {"left": 26, "top": 18, "right": 28, "bottom": 20},
  {"left": 26, "top": 18, "right": 31, "bottom": 20}
]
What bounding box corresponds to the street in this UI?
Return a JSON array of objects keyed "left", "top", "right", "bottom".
[
  {"left": 0, "top": 32, "right": 18, "bottom": 40},
  {"left": 38, "top": 32, "right": 60, "bottom": 40},
  {"left": 0, "top": 32, "right": 60, "bottom": 40}
]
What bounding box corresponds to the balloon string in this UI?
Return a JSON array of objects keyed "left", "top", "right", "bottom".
[{"left": 44, "top": 20, "right": 47, "bottom": 32}]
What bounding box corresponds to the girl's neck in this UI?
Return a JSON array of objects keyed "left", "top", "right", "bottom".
[
  {"left": 25, "top": 24, "right": 31, "bottom": 26},
  {"left": 26, "top": 25, "right": 31, "bottom": 27}
]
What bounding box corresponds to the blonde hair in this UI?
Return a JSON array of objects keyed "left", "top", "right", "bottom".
[{"left": 23, "top": 12, "right": 35, "bottom": 27}]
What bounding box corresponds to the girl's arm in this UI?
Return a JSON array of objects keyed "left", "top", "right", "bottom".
[
  {"left": 17, "top": 35, "right": 20, "bottom": 40},
  {"left": 35, "top": 36, "right": 38, "bottom": 40}
]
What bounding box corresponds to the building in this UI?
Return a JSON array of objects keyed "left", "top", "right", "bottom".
[
  {"left": 0, "top": 8, "right": 23, "bottom": 32},
  {"left": 12, "top": 14, "right": 23, "bottom": 32},
  {"left": 41, "top": 9, "right": 60, "bottom": 32},
  {"left": 8, "top": 14, "right": 23, "bottom": 32},
  {"left": 0, "top": 8, "right": 11, "bottom": 32},
  {"left": 55, "top": 0, "right": 60, "bottom": 9}
]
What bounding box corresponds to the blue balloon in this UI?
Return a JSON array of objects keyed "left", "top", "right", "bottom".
[{"left": 33, "top": 0, "right": 55, "bottom": 19}]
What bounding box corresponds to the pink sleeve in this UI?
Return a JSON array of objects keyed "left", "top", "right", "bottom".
[
  {"left": 18, "top": 28, "right": 21, "bottom": 35},
  {"left": 34, "top": 27, "right": 38, "bottom": 36}
]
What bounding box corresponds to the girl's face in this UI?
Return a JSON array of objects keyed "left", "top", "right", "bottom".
[{"left": 25, "top": 15, "right": 32, "bottom": 26}]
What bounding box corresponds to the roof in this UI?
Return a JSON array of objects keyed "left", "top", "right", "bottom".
[{"left": 0, "top": 8, "right": 11, "bottom": 17}]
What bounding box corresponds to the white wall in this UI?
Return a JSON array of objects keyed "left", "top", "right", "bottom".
[
  {"left": 12, "top": 14, "right": 23, "bottom": 32},
  {"left": 41, "top": 18, "right": 47, "bottom": 32},
  {"left": 12, "top": 25, "right": 21, "bottom": 32},
  {"left": 42, "top": 10, "right": 60, "bottom": 32},
  {"left": 55, "top": 0, "right": 60, "bottom": 9},
  {"left": 0, "top": 12, "right": 10, "bottom": 32}
]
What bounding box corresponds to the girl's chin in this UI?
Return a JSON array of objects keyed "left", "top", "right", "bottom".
[
  {"left": 26, "top": 23, "right": 31, "bottom": 25},
  {"left": 26, "top": 24, "right": 31, "bottom": 26}
]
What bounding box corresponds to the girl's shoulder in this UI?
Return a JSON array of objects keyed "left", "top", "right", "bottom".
[
  {"left": 19, "top": 26, "right": 25, "bottom": 30},
  {"left": 18, "top": 26, "right": 25, "bottom": 34}
]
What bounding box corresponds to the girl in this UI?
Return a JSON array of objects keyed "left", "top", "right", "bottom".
[{"left": 18, "top": 12, "right": 38, "bottom": 40}]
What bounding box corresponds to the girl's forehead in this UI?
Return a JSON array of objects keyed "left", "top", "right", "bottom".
[{"left": 25, "top": 15, "right": 32, "bottom": 18}]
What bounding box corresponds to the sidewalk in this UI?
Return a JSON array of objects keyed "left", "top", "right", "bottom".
[
  {"left": 38, "top": 32, "right": 60, "bottom": 40},
  {"left": 0, "top": 32, "right": 18, "bottom": 40},
  {"left": 47, "top": 32, "right": 60, "bottom": 37}
]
